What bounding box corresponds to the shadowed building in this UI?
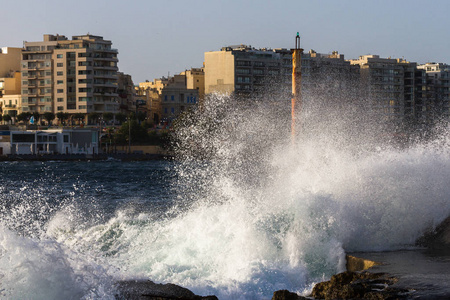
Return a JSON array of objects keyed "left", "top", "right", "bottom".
[
  {"left": 349, "top": 55, "right": 421, "bottom": 126},
  {"left": 204, "top": 45, "right": 292, "bottom": 99},
  {"left": 417, "top": 63, "right": 450, "bottom": 124}
]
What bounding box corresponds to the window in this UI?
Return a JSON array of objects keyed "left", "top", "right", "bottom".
[
  {"left": 57, "top": 71, "right": 63, "bottom": 76},
  {"left": 164, "top": 108, "right": 168, "bottom": 114},
  {"left": 57, "top": 89, "right": 64, "bottom": 93},
  {"left": 57, "top": 106, "right": 64, "bottom": 111},
  {"left": 57, "top": 63, "right": 63, "bottom": 67},
  {"left": 57, "top": 54, "right": 63, "bottom": 59},
  {"left": 78, "top": 105, "right": 87, "bottom": 109},
  {"left": 57, "top": 80, "right": 63, "bottom": 84},
  {"left": 57, "top": 98, "right": 64, "bottom": 102},
  {"left": 171, "top": 95, "right": 174, "bottom": 101},
  {"left": 171, "top": 107, "right": 175, "bottom": 113}
]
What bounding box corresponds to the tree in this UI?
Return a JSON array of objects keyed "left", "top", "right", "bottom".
[
  {"left": 88, "top": 112, "right": 101, "bottom": 125},
  {"left": 73, "top": 113, "right": 85, "bottom": 125},
  {"left": 0, "top": 114, "right": 3, "bottom": 124},
  {"left": 115, "top": 112, "right": 127, "bottom": 124},
  {"left": 136, "top": 111, "right": 147, "bottom": 124},
  {"left": 32, "top": 112, "right": 40, "bottom": 124},
  {"left": 56, "top": 112, "right": 69, "bottom": 125},
  {"left": 43, "top": 112, "right": 55, "bottom": 125},
  {"left": 17, "top": 112, "right": 31, "bottom": 123},
  {"left": 114, "top": 119, "right": 149, "bottom": 145},
  {"left": 3, "top": 114, "right": 12, "bottom": 124},
  {"left": 103, "top": 112, "right": 114, "bottom": 124}
]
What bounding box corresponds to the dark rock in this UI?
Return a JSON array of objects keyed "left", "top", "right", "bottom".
[
  {"left": 416, "top": 215, "right": 450, "bottom": 250},
  {"left": 115, "top": 280, "right": 218, "bottom": 300},
  {"left": 271, "top": 289, "right": 308, "bottom": 300},
  {"left": 310, "top": 271, "right": 408, "bottom": 300}
]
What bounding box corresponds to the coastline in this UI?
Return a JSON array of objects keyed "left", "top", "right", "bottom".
[{"left": 0, "top": 153, "right": 173, "bottom": 162}]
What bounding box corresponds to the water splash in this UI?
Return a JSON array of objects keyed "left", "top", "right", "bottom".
[{"left": 0, "top": 93, "right": 449, "bottom": 299}]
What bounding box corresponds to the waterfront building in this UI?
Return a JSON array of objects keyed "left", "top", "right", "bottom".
[
  {"left": 117, "top": 72, "right": 136, "bottom": 114},
  {"left": 204, "top": 45, "right": 291, "bottom": 98},
  {"left": 7, "top": 128, "right": 99, "bottom": 155},
  {"left": 21, "top": 34, "right": 119, "bottom": 123},
  {"left": 0, "top": 71, "right": 22, "bottom": 118},
  {"left": 138, "top": 71, "right": 200, "bottom": 124},
  {"left": 180, "top": 67, "right": 205, "bottom": 103},
  {"left": 417, "top": 63, "right": 450, "bottom": 123},
  {"left": 0, "top": 47, "right": 22, "bottom": 77},
  {"left": 302, "top": 50, "right": 361, "bottom": 107},
  {"left": 349, "top": 55, "right": 421, "bottom": 125}
]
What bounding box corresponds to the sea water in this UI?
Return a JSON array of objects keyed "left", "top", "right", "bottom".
[{"left": 1, "top": 96, "right": 450, "bottom": 299}]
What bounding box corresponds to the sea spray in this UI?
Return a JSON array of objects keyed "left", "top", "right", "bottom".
[{"left": 0, "top": 93, "right": 449, "bottom": 298}]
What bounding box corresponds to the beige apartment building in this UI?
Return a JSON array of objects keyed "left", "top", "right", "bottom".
[
  {"left": 0, "top": 47, "right": 22, "bottom": 77},
  {"left": 137, "top": 68, "right": 202, "bottom": 124},
  {"left": 349, "top": 55, "right": 419, "bottom": 124},
  {"left": 0, "top": 48, "right": 22, "bottom": 118},
  {"left": 21, "top": 34, "right": 119, "bottom": 122},
  {"left": 180, "top": 67, "right": 205, "bottom": 102},
  {"left": 204, "top": 45, "right": 292, "bottom": 97}
]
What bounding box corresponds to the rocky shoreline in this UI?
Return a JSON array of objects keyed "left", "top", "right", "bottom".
[{"left": 114, "top": 216, "right": 450, "bottom": 300}]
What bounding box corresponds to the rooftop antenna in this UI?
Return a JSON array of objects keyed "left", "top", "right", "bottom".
[{"left": 291, "top": 32, "right": 303, "bottom": 143}]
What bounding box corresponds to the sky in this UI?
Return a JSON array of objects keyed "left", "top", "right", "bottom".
[{"left": 1, "top": 0, "right": 449, "bottom": 84}]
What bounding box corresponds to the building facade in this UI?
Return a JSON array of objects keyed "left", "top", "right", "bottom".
[
  {"left": 204, "top": 45, "right": 292, "bottom": 98},
  {"left": 349, "top": 55, "right": 421, "bottom": 125},
  {"left": 0, "top": 71, "right": 22, "bottom": 117},
  {"left": 21, "top": 34, "right": 119, "bottom": 122},
  {"left": 8, "top": 129, "right": 99, "bottom": 155},
  {"left": 0, "top": 47, "right": 22, "bottom": 77},
  {"left": 417, "top": 63, "right": 450, "bottom": 123},
  {"left": 138, "top": 71, "right": 200, "bottom": 124}
]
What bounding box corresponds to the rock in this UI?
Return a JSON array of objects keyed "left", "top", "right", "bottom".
[
  {"left": 310, "top": 271, "right": 410, "bottom": 300},
  {"left": 114, "top": 280, "right": 218, "bottom": 300},
  {"left": 346, "top": 254, "right": 380, "bottom": 272},
  {"left": 416, "top": 215, "right": 450, "bottom": 250},
  {"left": 271, "top": 289, "right": 308, "bottom": 300}
]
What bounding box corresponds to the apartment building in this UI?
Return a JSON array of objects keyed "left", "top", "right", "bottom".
[
  {"left": 137, "top": 70, "right": 200, "bottom": 124},
  {"left": 349, "top": 55, "right": 421, "bottom": 124},
  {"left": 0, "top": 47, "right": 22, "bottom": 77},
  {"left": 204, "top": 45, "right": 292, "bottom": 98},
  {"left": 180, "top": 67, "right": 205, "bottom": 102},
  {"left": 0, "top": 47, "right": 22, "bottom": 118},
  {"left": 302, "top": 50, "right": 361, "bottom": 106},
  {"left": 21, "top": 34, "right": 119, "bottom": 122},
  {"left": 417, "top": 63, "right": 450, "bottom": 123},
  {"left": 0, "top": 71, "right": 22, "bottom": 117},
  {"left": 117, "top": 72, "right": 136, "bottom": 114}
]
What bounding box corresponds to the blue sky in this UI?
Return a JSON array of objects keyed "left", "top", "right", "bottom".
[{"left": 1, "top": 0, "right": 449, "bottom": 83}]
